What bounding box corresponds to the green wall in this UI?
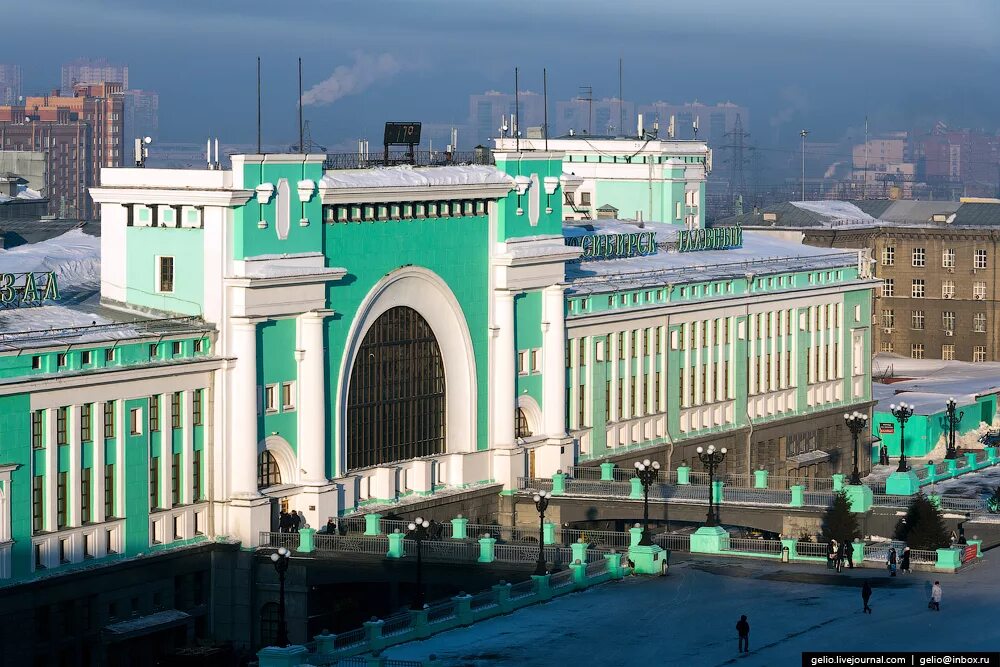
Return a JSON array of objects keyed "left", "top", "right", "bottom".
[
  {"left": 125, "top": 226, "right": 205, "bottom": 315},
  {"left": 258, "top": 319, "right": 299, "bottom": 453}
]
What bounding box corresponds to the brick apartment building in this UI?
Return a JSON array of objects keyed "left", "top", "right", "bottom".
[{"left": 0, "top": 82, "right": 123, "bottom": 218}]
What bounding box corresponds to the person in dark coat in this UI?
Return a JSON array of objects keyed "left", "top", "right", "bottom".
[
  {"left": 324, "top": 517, "right": 336, "bottom": 534},
  {"left": 900, "top": 547, "right": 911, "bottom": 574},
  {"left": 278, "top": 510, "right": 292, "bottom": 533},
  {"left": 835, "top": 542, "right": 846, "bottom": 573},
  {"left": 845, "top": 541, "right": 855, "bottom": 569},
  {"left": 736, "top": 615, "right": 750, "bottom": 654},
  {"left": 861, "top": 581, "right": 873, "bottom": 614},
  {"left": 827, "top": 540, "right": 838, "bottom": 569},
  {"left": 290, "top": 510, "right": 302, "bottom": 531},
  {"left": 887, "top": 547, "right": 897, "bottom": 576}
]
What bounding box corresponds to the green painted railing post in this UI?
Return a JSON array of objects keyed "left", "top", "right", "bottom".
[
  {"left": 600, "top": 462, "right": 616, "bottom": 481},
  {"left": 570, "top": 561, "right": 587, "bottom": 589},
  {"left": 477, "top": 535, "right": 496, "bottom": 563},
  {"left": 964, "top": 452, "right": 979, "bottom": 471},
  {"left": 363, "top": 618, "right": 385, "bottom": 653},
  {"left": 571, "top": 540, "right": 589, "bottom": 564},
  {"left": 628, "top": 525, "right": 643, "bottom": 548},
  {"left": 780, "top": 538, "right": 798, "bottom": 559},
  {"left": 257, "top": 646, "right": 309, "bottom": 667},
  {"left": 790, "top": 485, "right": 805, "bottom": 508},
  {"left": 928, "top": 493, "right": 941, "bottom": 509},
  {"left": 986, "top": 446, "right": 998, "bottom": 464},
  {"left": 924, "top": 461, "right": 938, "bottom": 483},
  {"left": 831, "top": 474, "right": 845, "bottom": 492},
  {"left": 492, "top": 581, "right": 513, "bottom": 613},
  {"left": 314, "top": 630, "right": 336, "bottom": 654},
  {"left": 676, "top": 465, "right": 691, "bottom": 485},
  {"left": 551, "top": 471, "right": 567, "bottom": 496},
  {"left": 711, "top": 480, "right": 724, "bottom": 504},
  {"left": 852, "top": 539, "right": 865, "bottom": 565},
  {"left": 967, "top": 539, "right": 984, "bottom": 558},
  {"left": 410, "top": 608, "right": 431, "bottom": 639},
  {"left": 629, "top": 477, "right": 643, "bottom": 499},
  {"left": 935, "top": 547, "right": 962, "bottom": 572},
  {"left": 365, "top": 657, "right": 385, "bottom": 667},
  {"left": 386, "top": 531, "right": 405, "bottom": 558},
  {"left": 531, "top": 574, "right": 552, "bottom": 601},
  {"left": 297, "top": 527, "right": 316, "bottom": 553},
  {"left": 450, "top": 515, "right": 469, "bottom": 540},
  {"left": 944, "top": 459, "right": 958, "bottom": 477},
  {"left": 453, "top": 593, "right": 474, "bottom": 625},
  {"left": 753, "top": 469, "right": 769, "bottom": 489},
  {"left": 364, "top": 513, "right": 383, "bottom": 536},
  {"left": 603, "top": 552, "right": 624, "bottom": 579},
  {"left": 543, "top": 522, "right": 556, "bottom": 545}
]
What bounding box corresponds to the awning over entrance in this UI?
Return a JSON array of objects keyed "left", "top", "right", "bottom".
[
  {"left": 103, "top": 609, "right": 191, "bottom": 642},
  {"left": 786, "top": 449, "right": 831, "bottom": 467}
]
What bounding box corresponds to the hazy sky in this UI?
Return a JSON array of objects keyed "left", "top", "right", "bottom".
[{"left": 10, "top": 0, "right": 1000, "bottom": 148}]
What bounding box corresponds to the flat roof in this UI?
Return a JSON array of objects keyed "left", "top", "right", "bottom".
[
  {"left": 872, "top": 353, "right": 1000, "bottom": 414},
  {"left": 320, "top": 165, "right": 512, "bottom": 190}
]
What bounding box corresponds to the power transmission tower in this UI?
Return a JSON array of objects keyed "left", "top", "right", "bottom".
[
  {"left": 722, "top": 113, "right": 750, "bottom": 214},
  {"left": 290, "top": 120, "right": 327, "bottom": 153},
  {"left": 578, "top": 86, "right": 593, "bottom": 135}
]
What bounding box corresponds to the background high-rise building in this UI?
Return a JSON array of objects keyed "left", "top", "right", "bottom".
[
  {"left": 554, "top": 97, "right": 635, "bottom": 137},
  {"left": 638, "top": 101, "right": 749, "bottom": 143},
  {"left": 61, "top": 58, "right": 128, "bottom": 95},
  {"left": 124, "top": 89, "right": 159, "bottom": 163},
  {"left": 0, "top": 64, "right": 21, "bottom": 105},
  {"left": 468, "top": 90, "right": 544, "bottom": 146}
]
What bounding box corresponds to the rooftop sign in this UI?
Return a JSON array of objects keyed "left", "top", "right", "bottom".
[
  {"left": 0, "top": 272, "right": 60, "bottom": 309},
  {"left": 678, "top": 225, "right": 742, "bottom": 253},
  {"left": 566, "top": 231, "right": 656, "bottom": 261}
]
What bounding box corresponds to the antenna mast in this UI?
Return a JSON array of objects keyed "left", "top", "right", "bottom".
[
  {"left": 618, "top": 57, "right": 623, "bottom": 137},
  {"left": 256, "top": 57, "right": 262, "bottom": 154},
  {"left": 863, "top": 115, "right": 869, "bottom": 200},
  {"left": 514, "top": 67, "right": 519, "bottom": 152},
  {"left": 298, "top": 58, "right": 304, "bottom": 154},
  {"left": 543, "top": 68, "right": 549, "bottom": 152}
]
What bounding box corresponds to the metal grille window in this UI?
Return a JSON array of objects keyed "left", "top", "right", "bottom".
[
  {"left": 911, "top": 310, "right": 925, "bottom": 330},
  {"left": 81, "top": 467, "right": 92, "bottom": 524},
  {"left": 31, "top": 410, "right": 43, "bottom": 449},
  {"left": 942, "top": 249, "right": 955, "bottom": 268},
  {"left": 105, "top": 464, "right": 115, "bottom": 518},
  {"left": 911, "top": 248, "right": 925, "bottom": 267},
  {"left": 881, "top": 246, "right": 894, "bottom": 266},
  {"left": 257, "top": 450, "right": 281, "bottom": 489},
  {"left": 193, "top": 389, "right": 203, "bottom": 425},
  {"left": 911, "top": 279, "right": 925, "bottom": 298},
  {"left": 345, "top": 306, "right": 445, "bottom": 471},
  {"left": 974, "top": 346, "right": 986, "bottom": 362},
  {"left": 975, "top": 249, "right": 987, "bottom": 270},
  {"left": 150, "top": 457, "right": 160, "bottom": 509},
  {"left": 157, "top": 256, "right": 174, "bottom": 293},
  {"left": 56, "top": 407, "right": 67, "bottom": 446},
  {"left": 57, "top": 472, "right": 68, "bottom": 529},
  {"left": 974, "top": 313, "right": 986, "bottom": 333},
  {"left": 515, "top": 408, "right": 532, "bottom": 438},
  {"left": 171, "top": 453, "right": 181, "bottom": 507},
  {"left": 193, "top": 449, "right": 202, "bottom": 501}
]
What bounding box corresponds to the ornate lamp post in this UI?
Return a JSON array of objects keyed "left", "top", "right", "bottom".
[
  {"left": 269, "top": 546, "right": 291, "bottom": 647},
  {"left": 945, "top": 397, "right": 963, "bottom": 460},
  {"left": 844, "top": 411, "right": 868, "bottom": 485},
  {"left": 407, "top": 516, "right": 430, "bottom": 610},
  {"left": 958, "top": 512, "right": 970, "bottom": 545},
  {"left": 532, "top": 491, "right": 552, "bottom": 576},
  {"left": 696, "top": 445, "right": 727, "bottom": 527},
  {"left": 633, "top": 459, "right": 661, "bottom": 546},
  {"left": 889, "top": 401, "right": 915, "bottom": 472}
]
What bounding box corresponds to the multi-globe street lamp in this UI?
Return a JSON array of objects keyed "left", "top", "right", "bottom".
[
  {"left": 696, "top": 445, "right": 727, "bottom": 527},
  {"left": 889, "top": 401, "right": 915, "bottom": 472},
  {"left": 532, "top": 490, "right": 552, "bottom": 576},
  {"left": 633, "top": 459, "right": 661, "bottom": 546},
  {"left": 945, "top": 397, "right": 964, "bottom": 461},
  {"left": 269, "top": 546, "right": 292, "bottom": 647},
  {"left": 407, "top": 516, "right": 430, "bottom": 610},
  {"left": 844, "top": 411, "right": 868, "bottom": 485}
]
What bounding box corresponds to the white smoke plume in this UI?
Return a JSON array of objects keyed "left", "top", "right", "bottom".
[{"left": 302, "top": 53, "right": 401, "bottom": 107}]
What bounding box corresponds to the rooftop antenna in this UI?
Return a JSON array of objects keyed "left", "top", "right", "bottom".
[
  {"left": 693, "top": 116, "right": 700, "bottom": 140},
  {"left": 578, "top": 85, "right": 593, "bottom": 135},
  {"left": 863, "top": 115, "right": 869, "bottom": 200},
  {"left": 543, "top": 67, "right": 549, "bottom": 151},
  {"left": 514, "top": 67, "right": 520, "bottom": 152},
  {"left": 257, "top": 57, "right": 262, "bottom": 154},
  {"left": 298, "top": 57, "right": 304, "bottom": 154},
  {"left": 618, "top": 57, "right": 624, "bottom": 138}
]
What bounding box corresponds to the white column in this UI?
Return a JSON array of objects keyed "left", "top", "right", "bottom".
[
  {"left": 93, "top": 401, "right": 106, "bottom": 524},
  {"left": 621, "top": 330, "right": 632, "bottom": 421},
  {"left": 160, "top": 395, "right": 172, "bottom": 508},
  {"left": 635, "top": 329, "right": 645, "bottom": 418},
  {"left": 182, "top": 391, "right": 195, "bottom": 504},
  {"left": 492, "top": 291, "right": 516, "bottom": 448},
  {"left": 298, "top": 311, "right": 328, "bottom": 483},
  {"left": 230, "top": 318, "right": 261, "bottom": 497},
  {"left": 115, "top": 400, "right": 125, "bottom": 518},
  {"left": 610, "top": 332, "right": 620, "bottom": 420},
  {"left": 68, "top": 405, "right": 81, "bottom": 526},
  {"left": 44, "top": 409, "right": 57, "bottom": 532},
  {"left": 541, "top": 285, "right": 567, "bottom": 439}
]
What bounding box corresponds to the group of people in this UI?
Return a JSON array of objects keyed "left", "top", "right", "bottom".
[
  {"left": 278, "top": 509, "right": 306, "bottom": 533},
  {"left": 827, "top": 539, "right": 855, "bottom": 572},
  {"left": 885, "top": 546, "right": 912, "bottom": 576}
]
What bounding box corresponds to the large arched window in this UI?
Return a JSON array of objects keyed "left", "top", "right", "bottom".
[
  {"left": 346, "top": 306, "right": 446, "bottom": 471},
  {"left": 258, "top": 450, "right": 281, "bottom": 489},
  {"left": 515, "top": 408, "right": 532, "bottom": 439},
  {"left": 259, "top": 602, "right": 280, "bottom": 647}
]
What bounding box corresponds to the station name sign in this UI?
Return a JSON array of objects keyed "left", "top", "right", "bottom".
[
  {"left": 566, "top": 231, "right": 657, "bottom": 260},
  {"left": 0, "top": 272, "right": 60, "bottom": 308},
  {"left": 678, "top": 225, "right": 742, "bottom": 253}
]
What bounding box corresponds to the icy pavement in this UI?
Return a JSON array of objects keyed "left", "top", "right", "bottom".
[{"left": 384, "top": 553, "right": 1000, "bottom": 666}]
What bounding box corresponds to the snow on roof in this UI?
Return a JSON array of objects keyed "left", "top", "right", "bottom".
[
  {"left": 104, "top": 609, "right": 190, "bottom": 636},
  {"left": 872, "top": 353, "right": 1000, "bottom": 414},
  {"left": 0, "top": 228, "right": 100, "bottom": 291},
  {"left": 320, "top": 165, "right": 513, "bottom": 190},
  {"left": 791, "top": 200, "right": 876, "bottom": 223},
  {"left": 564, "top": 222, "right": 859, "bottom": 292}
]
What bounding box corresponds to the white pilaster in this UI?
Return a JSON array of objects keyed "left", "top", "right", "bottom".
[
  {"left": 115, "top": 401, "right": 125, "bottom": 518},
  {"left": 68, "top": 405, "right": 81, "bottom": 526},
  {"left": 298, "top": 311, "right": 329, "bottom": 483},
  {"left": 93, "top": 402, "right": 106, "bottom": 523},
  {"left": 541, "top": 285, "right": 567, "bottom": 438},
  {"left": 182, "top": 391, "right": 194, "bottom": 504},
  {"left": 160, "top": 395, "right": 172, "bottom": 509},
  {"left": 44, "top": 409, "right": 57, "bottom": 532},
  {"left": 492, "top": 291, "right": 516, "bottom": 448},
  {"left": 230, "top": 318, "right": 262, "bottom": 498}
]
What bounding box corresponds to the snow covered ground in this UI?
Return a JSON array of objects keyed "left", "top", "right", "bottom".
[{"left": 383, "top": 554, "right": 1000, "bottom": 666}]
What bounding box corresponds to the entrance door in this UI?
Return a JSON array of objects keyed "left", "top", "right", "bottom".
[{"left": 528, "top": 448, "right": 536, "bottom": 479}]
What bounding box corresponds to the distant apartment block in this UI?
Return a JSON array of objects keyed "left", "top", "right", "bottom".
[
  {"left": 0, "top": 64, "right": 21, "bottom": 105},
  {"left": 61, "top": 57, "right": 128, "bottom": 95},
  {"left": 638, "top": 101, "right": 749, "bottom": 144},
  {"left": 468, "top": 90, "right": 544, "bottom": 145},
  {"left": 124, "top": 89, "right": 159, "bottom": 163},
  {"left": 555, "top": 97, "right": 635, "bottom": 137}
]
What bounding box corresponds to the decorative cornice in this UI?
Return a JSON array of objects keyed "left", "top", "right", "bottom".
[
  {"left": 319, "top": 182, "right": 512, "bottom": 205},
  {"left": 90, "top": 187, "right": 253, "bottom": 207}
]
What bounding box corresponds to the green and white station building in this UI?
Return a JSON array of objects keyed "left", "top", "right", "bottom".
[{"left": 0, "top": 138, "right": 879, "bottom": 583}]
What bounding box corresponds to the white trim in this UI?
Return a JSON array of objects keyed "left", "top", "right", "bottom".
[
  {"left": 154, "top": 255, "right": 175, "bottom": 294},
  {"left": 516, "top": 395, "right": 542, "bottom": 437},
  {"left": 259, "top": 435, "right": 298, "bottom": 487}
]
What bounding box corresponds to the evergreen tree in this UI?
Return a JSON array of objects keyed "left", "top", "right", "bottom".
[
  {"left": 988, "top": 486, "right": 1000, "bottom": 514},
  {"left": 894, "top": 493, "right": 950, "bottom": 550},
  {"left": 821, "top": 491, "right": 861, "bottom": 545}
]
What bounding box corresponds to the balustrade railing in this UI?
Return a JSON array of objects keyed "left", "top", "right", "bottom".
[
  {"left": 727, "top": 538, "right": 782, "bottom": 554},
  {"left": 795, "top": 541, "right": 831, "bottom": 558},
  {"left": 381, "top": 613, "right": 413, "bottom": 638},
  {"left": 259, "top": 531, "right": 300, "bottom": 550}
]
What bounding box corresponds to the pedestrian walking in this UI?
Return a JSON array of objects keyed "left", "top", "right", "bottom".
[
  {"left": 887, "top": 547, "right": 897, "bottom": 577},
  {"left": 900, "top": 547, "right": 911, "bottom": 574},
  {"left": 828, "top": 540, "right": 838, "bottom": 570},
  {"left": 930, "top": 581, "right": 942, "bottom": 611},
  {"left": 278, "top": 510, "right": 292, "bottom": 533},
  {"left": 845, "top": 541, "right": 855, "bottom": 569},
  {"left": 736, "top": 615, "right": 750, "bottom": 654},
  {"left": 836, "top": 541, "right": 846, "bottom": 573},
  {"left": 861, "top": 581, "right": 872, "bottom": 614}
]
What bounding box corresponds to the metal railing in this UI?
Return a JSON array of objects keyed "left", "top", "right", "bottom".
[
  {"left": 908, "top": 549, "right": 938, "bottom": 564},
  {"left": 380, "top": 613, "right": 413, "bottom": 638},
  {"left": 332, "top": 628, "right": 367, "bottom": 650},
  {"left": 259, "top": 532, "right": 300, "bottom": 550},
  {"left": 404, "top": 539, "right": 479, "bottom": 562},
  {"left": 549, "top": 569, "right": 575, "bottom": 590},
  {"left": 508, "top": 579, "right": 536, "bottom": 600},
  {"left": 323, "top": 149, "right": 494, "bottom": 170},
  {"left": 559, "top": 529, "right": 631, "bottom": 549},
  {"left": 469, "top": 590, "right": 499, "bottom": 611},
  {"left": 426, "top": 600, "right": 456, "bottom": 623},
  {"left": 653, "top": 533, "right": 691, "bottom": 552},
  {"left": 795, "top": 541, "right": 831, "bottom": 558},
  {"left": 727, "top": 538, "right": 783, "bottom": 554},
  {"left": 313, "top": 534, "right": 389, "bottom": 555}
]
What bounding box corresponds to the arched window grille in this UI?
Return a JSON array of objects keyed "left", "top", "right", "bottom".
[
  {"left": 515, "top": 408, "right": 532, "bottom": 439},
  {"left": 257, "top": 450, "right": 281, "bottom": 489}
]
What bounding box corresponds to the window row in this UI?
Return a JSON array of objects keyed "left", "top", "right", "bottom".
[
  {"left": 606, "top": 370, "right": 667, "bottom": 421},
  {"left": 29, "top": 338, "right": 208, "bottom": 372},
  {"left": 678, "top": 361, "right": 734, "bottom": 408},
  {"left": 324, "top": 199, "right": 488, "bottom": 223},
  {"left": 881, "top": 245, "right": 988, "bottom": 269},
  {"left": 903, "top": 343, "right": 987, "bottom": 362},
  {"left": 262, "top": 382, "right": 296, "bottom": 414},
  {"left": 879, "top": 309, "right": 987, "bottom": 333},
  {"left": 881, "top": 278, "right": 987, "bottom": 300}
]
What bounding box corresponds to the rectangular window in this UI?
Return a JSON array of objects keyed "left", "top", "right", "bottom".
[
  {"left": 105, "top": 348, "right": 115, "bottom": 362},
  {"left": 149, "top": 395, "right": 160, "bottom": 432},
  {"left": 911, "top": 248, "right": 925, "bottom": 267},
  {"left": 31, "top": 355, "right": 41, "bottom": 369},
  {"left": 942, "top": 281, "right": 955, "bottom": 298},
  {"left": 57, "top": 353, "right": 67, "bottom": 367},
  {"left": 911, "top": 310, "right": 925, "bottom": 330},
  {"left": 974, "top": 281, "right": 987, "bottom": 299},
  {"left": 104, "top": 464, "right": 115, "bottom": 518},
  {"left": 171, "top": 341, "right": 181, "bottom": 356},
  {"left": 942, "top": 311, "right": 956, "bottom": 330},
  {"left": 149, "top": 343, "right": 158, "bottom": 357},
  {"left": 171, "top": 392, "right": 182, "bottom": 428},
  {"left": 882, "top": 309, "right": 895, "bottom": 329},
  {"left": 530, "top": 349, "right": 539, "bottom": 372},
  {"left": 31, "top": 410, "right": 44, "bottom": 449},
  {"left": 517, "top": 351, "right": 526, "bottom": 374},
  {"left": 654, "top": 372, "right": 662, "bottom": 411},
  {"left": 974, "top": 313, "right": 987, "bottom": 333},
  {"left": 264, "top": 384, "right": 278, "bottom": 412},
  {"left": 81, "top": 467, "right": 92, "bottom": 524},
  {"left": 880, "top": 341, "right": 894, "bottom": 353},
  {"left": 104, "top": 402, "right": 115, "bottom": 439},
  {"left": 579, "top": 339, "right": 588, "bottom": 366},
  {"left": 56, "top": 406, "right": 67, "bottom": 446},
  {"left": 882, "top": 278, "right": 894, "bottom": 297},
  {"left": 171, "top": 453, "right": 181, "bottom": 507},
  {"left": 911, "top": 279, "right": 925, "bottom": 298},
  {"left": 942, "top": 248, "right": 955, "bottom": 268},
  {"left": 974, "top": 346, "right": 987, "bottom": 362},
  {"left": 157, "top": 256, "right": 174, "bottom": 293},
  {"left": 605, "top": 381, "right": 611, "bottom": 421},
  {"left": 975, "top": 249, "right": 987, "bottom": 270},
  {"left": 81, "top": 350, "right": 92, "bottom": 365},
  {"left": 57, "top": 472, "right": 68, "bottom": 529},
  {"left": 618, "top": 334, "right": 625, "bottom": 358},
  {"left": 881, "top": 246, "right": 894, "bottom": 266},
  {"left": 942, "top": 344, "right": 955, "bottom": 361},
  {"left": 150, "top": 457, "right": 160, "bottom": 510},
  {"left": 81, "top": 403, "right": 92, "bottom": 441},
  {"left": 32, "top": 475, "right": 44, "bottom": 533},
  {"left": 193, "top": 389, "right": 203, "bottom": 425},
  {"left": 193, "top": 449, "right": 202, "bottom": 501},
  {"left": 911, "top": 343, "right": 924, "bottom": 360},
  {"left": 280, "top": 383, "right": 293, "bottom": 412},
  {"left": 194, "top": 339, "right": 204, "bottom": 353}
]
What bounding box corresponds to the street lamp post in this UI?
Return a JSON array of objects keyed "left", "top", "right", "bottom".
[
  {"left": 958, "top": 512, "right": 970, "bottom": 545},
  {"left": 844, "top": 411, "right": 868, "bottom": 485},
  {"left": 890, "top": 401, "right": 915, "bottom": 472},
  {"left": 269, "top": 546, "right": 291, "bottom": 648},
  {"left": 532, "top": 491, "right": 552, "bottom": 576},
  {"left": 633, "top": 459, "right": 661, "bottom": 546},
  {"left": 945, "top": 397, "right": 963, "bottom": 460},
  {"left": 408, "top": 516, "right": 430, "bottom": 610},
  {"left": 800, "top": 129, "right": 809, "bottom": 201},
  {"left": 696, "top": 445, "right": 727, "bottom": 527}
]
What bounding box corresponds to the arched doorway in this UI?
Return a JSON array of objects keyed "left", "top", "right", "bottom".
[{"left": 345, "top": 306, "right": 446, "bottom": 471}]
